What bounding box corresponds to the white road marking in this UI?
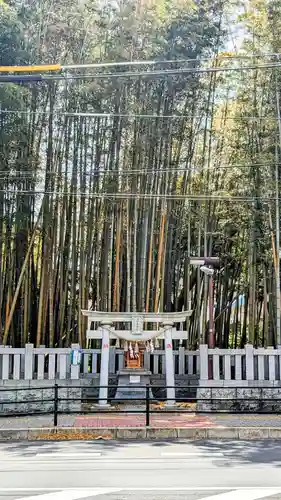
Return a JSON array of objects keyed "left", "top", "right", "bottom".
[
  {"left": 35, "top": 453, "right": 102, "bottom": 458},
  {"left": 200, "top": 489, "right": 281, "bottom": 500},
  {"left": 161, "top": 452, "right": 224, "bottom": 457},
  {"left": 16, "top": 488, "right": 121, "bottom": 500},
  {"left": 0, "top": 487, "right": 279, "bottom": 492},
  {"left": 2, "top": 456, "right": 224, "bottom": 462},
  {"left": 0, "top": 458, "right": 230, "bottom": 467},
  {"left": 119, "top": 488, "right": 281, "bottom": 492}
]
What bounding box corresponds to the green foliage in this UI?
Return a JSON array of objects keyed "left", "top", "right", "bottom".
[
  {"left": 0, "top": 3, "right": 27, "bottom": 64},
  {"left": 0, "top": 0, "right": 280, "bottom": 348}
]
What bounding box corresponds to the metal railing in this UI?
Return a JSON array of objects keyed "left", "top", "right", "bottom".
[{"left": 0, "top": 385, "right": 280, "bottom": 427}]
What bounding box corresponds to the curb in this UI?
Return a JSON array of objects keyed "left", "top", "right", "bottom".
[{"left": 0, "top": 426, "right": 280, "bottom": 440}]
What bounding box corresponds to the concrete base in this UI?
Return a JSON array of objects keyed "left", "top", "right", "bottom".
[
  {"left": 0, "top": 376, "right": 198, "bottom": 415},
  {"left": 115, "top": 369, "right": 154, "bottom": 402},
  {"left": 196, "top": 386, "right": 281, "bottom": 412},
  {"left": 0, "top": 426, "right": 280, "bottom": 441}
]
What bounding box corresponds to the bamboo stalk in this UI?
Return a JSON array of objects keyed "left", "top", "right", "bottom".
[
  {"left": 154, "top": 209, "right": 166, "bottom": 312},
  {"left": 3, "top": 203, "right": 43, "bottom": 345}
]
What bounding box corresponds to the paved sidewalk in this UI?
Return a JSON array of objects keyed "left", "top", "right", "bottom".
[
  {"left": 0, "top": 412, "right": 280, "bottom": 429},
  {"left": 74, "top": 414, "right": 216, "bottom": 428}
]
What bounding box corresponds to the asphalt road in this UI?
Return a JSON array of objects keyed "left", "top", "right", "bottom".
[{"left": 0, "top": 440, "right": 281, "bottom": 500}]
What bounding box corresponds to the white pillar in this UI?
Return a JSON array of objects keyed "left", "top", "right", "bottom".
[
  {"left": 199, "top": 344, "right": 209, "bottom": 383},
  {"left": 163, "top": 323, "right": 176, "bottom": 406},
  {"left": 70, "top": 343, "right": 81, "bottom": 379},
  {"left": 245, "top": 343, "right": 254, "bottom": 382},
  {"left": 24, "top": 343, "right": 34, "bottom": 380},
  {"left": 99, "top": 323, "right": 111, "bottom": 406}
]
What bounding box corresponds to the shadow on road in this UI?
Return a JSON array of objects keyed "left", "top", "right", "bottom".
[
  {"left": 190, "top": 439, "right": 281, "bottom": 467},
  {"left": 1, "top": 438, "right": 281, "bottom": 468}
]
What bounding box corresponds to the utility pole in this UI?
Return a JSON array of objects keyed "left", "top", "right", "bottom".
[
  {"left": 275, "top": 145, "right": 281, "bottom": 346},
  {"left": 208, "top": 271, "right": 215, "bottom": 348},
  {"left": 275, "top": 83, "right": 281, "bottom": 346},
  {"left": 190, "top": 257, "right": 219, "bottom": 348},
  {"left": 190, "top": 257, "right": 219, "bottom": 379}
]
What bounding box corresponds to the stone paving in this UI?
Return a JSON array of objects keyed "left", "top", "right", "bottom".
[
  {"left": 73, "top": 413, "right": 216, "bottom": 428},
  {"left": 211, "top": 413, "right": 281, "bottom": 428}
]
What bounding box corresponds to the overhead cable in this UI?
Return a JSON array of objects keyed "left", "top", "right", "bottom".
[
  {"left": 1, "top": 52, "right": 281, "bottom": 73},
  {"left": 1, "top": 62, "right": 281, "bottom": 84},
  {"left": 0, "top": 163, "right": 279, "bottom": 177},
  {"left": 1, "top": 109, "right": 280, "bottom": 122},
  {"left": 60, "top": 53, "right": 281, "bottom": 69},
  {"left": 0, "top": 190, "right": 273, "bottom": 202}
]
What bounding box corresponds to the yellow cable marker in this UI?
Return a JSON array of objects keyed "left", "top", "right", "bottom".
[
  {"left": 0, "top": 64, "right": 61, "bottom": 73},
  {"left": 217, "top": 52, "right": 234, "bottom": 58}
]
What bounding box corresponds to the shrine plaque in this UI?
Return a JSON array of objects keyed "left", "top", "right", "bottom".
[
  {"left": 130, "top": 375, "right": 140, "bottom": 384},
  {"left": 132, "top": 315, "right": 144, "bottom": 335}
]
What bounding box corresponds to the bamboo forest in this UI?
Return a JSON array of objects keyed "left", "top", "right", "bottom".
[{"left": 1, "top": 0, "right": 281, "bottom": 349}]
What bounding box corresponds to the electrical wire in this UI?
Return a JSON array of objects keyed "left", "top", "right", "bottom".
[
  {"left": 40, "top": 62, "right": 281, "bottom": 78},
  {"left": 0, "top": 190, "right": 274, "bottom": 201},
  {"left": 1, "top": 62, "right": 281, "bottom": 84},
  {"left": 60, "top": 53, "right": 281, "bottom": 69},
  {"left": 62, "top": 59, "right": 200, "bottom": 69},
  {"left": 1, "top": 109, "right": 280, "bottom": 121},
  {"left": 0, "top": 163, "right": 278, "bottom": 177},
  {"left": 2, "top": 52, "right": 281, "bottom": 74}
]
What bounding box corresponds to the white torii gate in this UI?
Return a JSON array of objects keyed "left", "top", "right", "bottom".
[{"left": 82, "top": 310, "right": 192, "bottom": 406}]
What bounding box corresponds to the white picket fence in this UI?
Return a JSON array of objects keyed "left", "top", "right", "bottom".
[
  {"left": 0, "top": 344, "right": 199, "bottom": 381},
  {"left": 1, "top": 343, "right": 280, "bottom": 383},
  {"left": 200, "top": 344, "right": 281, "bottom": 385}
]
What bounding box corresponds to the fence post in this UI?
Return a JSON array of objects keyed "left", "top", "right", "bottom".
[
  {"left": 70, "top": 343, "right": 81, "bottom": 379},
  {"left": 179, "top": 346, "right": 185, "bottom": 375},
  {"left": 268, "top": 347, "right": 276, "bottom": 381},
  {"left": 109, "top": 346, "right": 116, "bottom": 374},
  {"left": 54, "top": 384, "right": 58, "bottom": 427},
  {"left": 2, "top": 348, "right": 10, "bottom": 380},
  {"left": 143, "top": 350, "right": 150, "bottom": 370},
  {"left": 257, "top": 348, "right": 265, "bottom": 381},
  {"left": 59, "top": 354, "right": 67, "bottom": 380},
  {"left": 37, "top": 348, "right": 45, "bottom": 380},
  {"left": 145, "top": 385, "right": 150, "bottom": 427},
  {"left": 24, "top": 344, "right": 34, "bottom": 380},
  {"left": 245, "top": 344, "right": 254, "bottom": 382},
  {"left": 199, "top": 344, "right": 209, "bottom": 382}
]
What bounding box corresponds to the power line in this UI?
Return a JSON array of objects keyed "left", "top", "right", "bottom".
[
  {"left": 0, "top": 166, "right": 278, "bottom": 179},
  {"left": 40, "top": 63, "right": 281, "bottom": 78},
  {"left": 1, "top": 62, "right": 281, "bottom": 84},
  {"left": 62, "top": 113, "right": 281, "bottom": 121},
  {"left": 62, "top": 59, "right": 201, "bottom": 70},
  {"left": 2, "top": 52, "right": 281, "bottom": 74},
  {"left": 1, "top": 109, "right": 281, "bottom": 122},
  {"left": 0, "top": 60, "right": 195, "bottom": 75},
  {"left": 0, "top": 163, "right": 279, "bottom": 178},
  {"left": 0, "top": 190, "right": 274, "bottom": 201},
  {"left": 1, "top": 53, "right": 281, "bottom": 74},
  {"left": 60, "top": 53, "right": 281, "bottom": 69}
]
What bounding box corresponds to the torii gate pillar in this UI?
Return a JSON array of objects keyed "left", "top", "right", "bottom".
[
  {"left": 99, "top": 321, "right": 111, "bottom": 406},
  {"left": 163, "top": 321, "right": 176, "bottom": 406}
]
